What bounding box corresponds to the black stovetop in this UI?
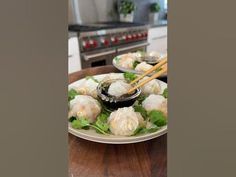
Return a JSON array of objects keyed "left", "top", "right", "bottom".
[{"left": 68, "top": 21, "right": 146, "bottom": 32}]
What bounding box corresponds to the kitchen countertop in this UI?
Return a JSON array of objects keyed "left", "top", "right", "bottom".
[
  {"left": 68, "top": 31, "right": 78, "bottom": 39},
  {"left": 68, "top": 20, "right": 167, "bottom": 39},
  {"left": 69, "top": 65, "right": 167, "bottom": 177},
  {"left": 147, "top": 20, "right": 168, "bottom": 28}
]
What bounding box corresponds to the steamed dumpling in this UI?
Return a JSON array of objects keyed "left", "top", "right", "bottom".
[
  {"left": 68, "top": 95, "right": 101, "bottom": 123},
  {"left": 139, "top": 77, "right": 161, "bottom": 95},
  {"left": 108, "top": 107, "right": 144, "bottom": 136},
  {"left": 101, "top": 73, "right": 124, "bottom": 82},
  {"left": 135, "top": 62, "right": 153, "bottom": 72},
  {"left": 142, "top": 94, "right": 167, "bottom": 117},
  {"left": 75, "top": 78, "right": 98, "bottom": 98},
  {"left": 108, "top": 80, "right": 132, "bottom": 97},
  {"left": 118, "top": 53, "right": 136, "bottom": 69}
]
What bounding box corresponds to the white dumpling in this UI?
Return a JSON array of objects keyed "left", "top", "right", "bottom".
[
  {"left": 108, "top": 107, "right": 144, "bottom": 136},
  {"left": 75, "top": 78, "right": 98, "bottom": 98},
  {"left": 139, "top": 77, "right": 161, "bottom": 95},
  {"left": 142, "top": 94, "right": 167, "bottom": 117},
  {"left": 101, "top": 73, "right": 124, "bottom": 82},
  {"left": 68, "top": 95, "right": 101, "bottom": 123},
  {"left": 135, "top": 62, "right": 153, "bottom": 72},
  {"left": 108, "top": 80, "right": 132, "bottom": 97},
  {"left": 118, "top": 53, "right": 136, "bottom": 69}
]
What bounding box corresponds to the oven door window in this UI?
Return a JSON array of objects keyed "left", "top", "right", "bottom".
[
  {"left": 91, "top": 59, "right": 106, "bottom": 67},
  {"left": 81, "top": 50, "right": 115, "bottom": 69}
]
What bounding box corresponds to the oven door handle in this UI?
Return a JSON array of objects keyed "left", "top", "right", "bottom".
[
  {"left": 117, "top": 42, "right": 149, "bottom": 52},
  {"left": 83, "top": 50, "right": 116, "bottom": 61}
]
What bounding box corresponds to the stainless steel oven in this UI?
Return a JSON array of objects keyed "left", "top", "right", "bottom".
[
  {"left": 81, "top": 41, "right": 149, "bottom": 68},
  {"left": 116, "top": 42, "right": 149, "bottom": 55},
  {"left": 69, "top": 22, "right": 149, "bottom": 69},
  {"left": 81, "top": 49, "right": 116, "bottom": 68}
]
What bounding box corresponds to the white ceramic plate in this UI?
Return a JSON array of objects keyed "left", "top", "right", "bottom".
[
  {"left": 112, "top": 54, "right": 167, "bottom": 77},
  {"left": 68, "top": 73, "right": 167, "bottom": 144}
]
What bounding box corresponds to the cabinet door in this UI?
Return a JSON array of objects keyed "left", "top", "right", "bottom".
[
  {"left": 68, "top": 37, "right": 81, "bottom": 73},
  {"left": 147, "top": 35, "right": 167, "bottom": 54},
  {"left": 147, "top": 26, "right": 167, "bottom": 54}
]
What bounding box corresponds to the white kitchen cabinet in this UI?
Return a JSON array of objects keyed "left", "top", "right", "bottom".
[
  {"left": 147, "top": 26, "right": 167, "bottom": 55},
  {"left": 68, "top": 36, "right": 81, "bottom": 74}
]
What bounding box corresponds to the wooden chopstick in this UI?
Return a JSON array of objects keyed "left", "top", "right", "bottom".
[
  {"left": 127, "top": 64, "right": 167, "bottom": 94},
  {"left": 130, "top": 56, "right": 167, "bottom": 85}
]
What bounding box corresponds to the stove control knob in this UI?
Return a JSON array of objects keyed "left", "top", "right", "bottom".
[
  {"left": 137, "top": 33, "right": 142, "bottom": 38},
  {"left": 124, "top": 35, "right": 130, "bottom": 41},
  {"left": 132, "top": 34, "right": 137, "bottom": 39},
  {"left": 122, "top": 35, "right": 127, "bottom": 40},
  {"left": 93, "top": 40, "right": 98, "bottom": 47},
  {"left": 127, "top": 34, "right": 132, "bottom": 40},
  {"left": 111, "top": 37, "right": 118, "bottom": 43},
  {"left": 89, "top": 40, "right": 97, "bottom": 48},
  {"left": 101, "top": 38, "right": 109, "bottom": 46},
  {"left": 82, "top": 41, "right": 90, "bottom": 49},
  {"left": 144, "top": 32, "right": 148, "bottom": 37},
  {"left": 115, "top": 37, "right": 119, "bottom": 43},
  {"left": 105, "top": 39, "right": 109, "bottom": 46}
]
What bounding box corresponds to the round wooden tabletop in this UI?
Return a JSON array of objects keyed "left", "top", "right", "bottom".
[{"left": 68, "top": 65, "right": 167, "bottom": 177}]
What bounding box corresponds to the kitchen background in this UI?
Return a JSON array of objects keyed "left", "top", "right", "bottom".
[{"left": 68, "top": 0, "right": 167, "bottom": 73}]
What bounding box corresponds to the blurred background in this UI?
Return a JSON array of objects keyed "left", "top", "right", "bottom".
[{"left": 68, "top": 0, "right": 167, "bottom": 73}]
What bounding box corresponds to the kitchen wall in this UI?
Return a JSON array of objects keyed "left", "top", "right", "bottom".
[
  {"left": 68, "top": 0, "right": 167, "bottom": 24},
  {"left": 68, "top": 0, "right": 117, "bottom": 24},
  {"left": 132, "top": 0, "right": 167, "bottom": 22}
]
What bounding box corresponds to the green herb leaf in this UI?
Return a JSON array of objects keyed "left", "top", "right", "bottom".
[
  {"left": 149, "top": 110, "right": 167, "bottom": 127},
  {"left": 124, "top": 72, "right": 137, "bottom": 82},
  {"left": 68, "top": 116, "right": 76, "bottom": 122},
  {"left": 136, "top": 50, "right": 146, "bottom": 57},
  {"left": 132, "top": 127, "right": 144, "bottom": 135},
  {"left": 90, "top": 124, "right": 109, "bottom": 135},
  {"left": 132, "top": 125, "right": 160, "bottom": 135},
  {"left": 114, "top": 56, "right": 121, "bottom": 62},
  {"left": 133, "top": 61, "right": 140, "bottom": 69},
  {"left": 94, "top": 113, "right": 110, "bottom": 133},
  {"left": 145, "top": 125, "right": 160, "bottom": 133},
  {"left": 134, "top": 104, "right": 148, "bottom": 119},
  {"left": 137, "top": 94, "right": 147, "bottom": 104},
  {"left": 95, "top": 120, "right": 109, "bottom": 132},
  {"left": 162, "top": 88, "right": 168, "bottom": 98},
  {"left": 71, "top": 117, "right": 90, "bottom": 129},
  {"left": 97, "top": 113, "right": 109, "bottom": 122},
  {"left": 68, "top": 89, "right": 79, "bottom": 101},
  {"left": 85, "top": 76, "right": 99, "bottom": 83}
]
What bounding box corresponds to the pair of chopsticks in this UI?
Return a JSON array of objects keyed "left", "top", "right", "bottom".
[{"left": 127, "top": 57, "right": 167, "bottom": 94}]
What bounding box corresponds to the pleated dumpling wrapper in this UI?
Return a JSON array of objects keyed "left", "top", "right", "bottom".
[
  {"left": 108, "top": 80, "right": 132, "bottom": 97},
  {"left": 101, "top": 73, "right": 125, "bottom": 82},
  {"left": 108, "top": 107, "right": 145, "bottom": 136},
  {"left": 74, "top": 78, "right": 98, "bottom": 98},
  {"left": 139, "top": 77, "right": 161, "bottom": 95},
  {"left": 142, "top": 94, "right": 167, "bottom": 117},
  {"left": 135, "top": 62, "right": 153, "bottom": 72},
  {"left": 68, "top": 95, "right": 101, "bottom": 123},
  {"left": 118, "top": 53, "right": 136, "bottom": 69}
]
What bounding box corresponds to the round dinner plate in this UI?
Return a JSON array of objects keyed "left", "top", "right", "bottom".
[
  {"left": 112, "top": 54, "right": 167, "bottom": 77},
  {"left": 68, "top": 73, "right": 168, "bottom": 144}
]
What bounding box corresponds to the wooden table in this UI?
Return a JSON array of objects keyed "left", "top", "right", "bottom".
[{"left": 69, "top": 65, "right": 167, "bottom": 177}]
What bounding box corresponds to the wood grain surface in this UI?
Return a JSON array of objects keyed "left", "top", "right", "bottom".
[{"left": 68, "top": 65, "right": 167, "bottom": 177}]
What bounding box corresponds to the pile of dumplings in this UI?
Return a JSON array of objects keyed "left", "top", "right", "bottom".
[
  {"left": 116, "top": 52, "right": 162, "bottom": 73},
  {"left": 68, "top": 73, "right": 167, "bottom": 136}
]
